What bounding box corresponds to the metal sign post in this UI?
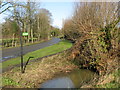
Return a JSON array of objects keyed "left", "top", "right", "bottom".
[{"left": 19, "top": 32, "right": 28, "bottom": 73}]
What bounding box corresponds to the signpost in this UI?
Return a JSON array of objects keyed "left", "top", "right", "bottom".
[
  {"left": 20, "top": 32, "right": 28, "bottom": 73},
  {"left": 20, "top": 31, "right": 24, "bottom": 73},
  {"left": 19, "top": 32, "right": 28, "bottom": 73}
]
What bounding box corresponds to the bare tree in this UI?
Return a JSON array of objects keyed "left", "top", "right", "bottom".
[
  {"left": 35, "top": 8, "right": 52, "bottom": 40},
  {"left": 1, "top": 0, "right": 52, "bottom": 47}
]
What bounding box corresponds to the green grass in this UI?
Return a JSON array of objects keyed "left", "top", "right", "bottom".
[
  {"left": 2, "top": 77, "right": 20, "bottom": 87},
  {"left": 96, "top": 69, "right": 120, "bottom": 88},
  {"left": 2, "top": 40, "right": 72, "bottom": 69}
]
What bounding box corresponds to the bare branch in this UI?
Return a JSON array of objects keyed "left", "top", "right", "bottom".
[{"left": 0, "top": 5, "right": 13, "bottom": 14}]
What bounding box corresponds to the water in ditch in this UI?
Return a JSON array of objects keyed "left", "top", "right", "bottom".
[{"left": 40, "top": 69, "right": 97, "bottom": 88}]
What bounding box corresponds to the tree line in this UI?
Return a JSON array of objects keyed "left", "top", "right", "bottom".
[{"left": 1, "top": 1, "right": 61, "bottom": 47}]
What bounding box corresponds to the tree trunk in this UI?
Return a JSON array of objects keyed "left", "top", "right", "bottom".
[
  {"left": 31, "top": 28, "right": 34, "bottom": 43},
  {"left": 38, "top": 34, "right": 40, "bottom": 41},
  {"left": 27, "top": 25, "right": 30, "bottom": 43},
  {"left": 12, "top": 33, "right": 15, "bottom": 47}
]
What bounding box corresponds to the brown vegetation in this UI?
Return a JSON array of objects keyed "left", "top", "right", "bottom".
[{"left": 62, "top": 2, "right": 119, "bottom": 75}]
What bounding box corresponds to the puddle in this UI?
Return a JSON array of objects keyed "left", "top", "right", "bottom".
[{"left": 41, "top": 77, "right": 74, "bottom": 88}]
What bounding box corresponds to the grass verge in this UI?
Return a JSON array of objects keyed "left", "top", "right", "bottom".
[{"left": 2, "top": 40, "right": 72, "bottom": 69}]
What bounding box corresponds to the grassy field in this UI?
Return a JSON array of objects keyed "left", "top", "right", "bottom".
[{"left": 2, "top": 40, "right": 72, "bottom": 69}]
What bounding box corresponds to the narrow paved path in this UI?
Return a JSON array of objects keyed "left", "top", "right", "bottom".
[{"left": 2, "top": 38, "right": 61, "bottom": 61}]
